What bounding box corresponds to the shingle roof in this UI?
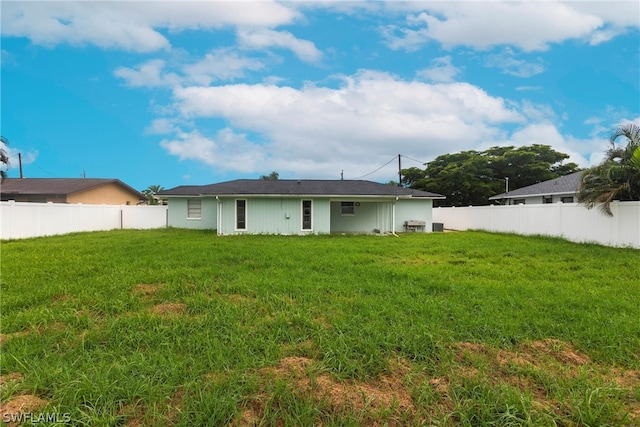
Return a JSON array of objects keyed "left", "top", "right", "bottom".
[
  {"left": 160, "top": 179, "right": 445, "bottom": 199},
  {"left": 489, "top": 172, "right": 582, "bottom": 200},
  {"left": 0, "top": 178, "right": 144, "bottom": 198}
]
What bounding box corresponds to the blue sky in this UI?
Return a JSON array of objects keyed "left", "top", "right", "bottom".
[{"left": 2, "top": 1, "right": 639, "bottom": 191}]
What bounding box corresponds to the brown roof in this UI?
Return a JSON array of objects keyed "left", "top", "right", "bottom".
[{"left": 0, "top": 178, "right": 144, "bottom": 198}]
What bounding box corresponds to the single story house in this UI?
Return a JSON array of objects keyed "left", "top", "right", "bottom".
[
  {"left": 489, "top": 172, "right": 582, "bottom": 205},
  {"left": 0, "top": 178, "right": 146, "bottom": 205},
  {"left": 159, "top": 179, "right": 445, "bottom": 235}
]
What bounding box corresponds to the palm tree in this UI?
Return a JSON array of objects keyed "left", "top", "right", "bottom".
[
  {"left": 1, "top": 136, "right": 10, "bottom": 182},
  {"left": 143, "top": 185, "right": 165, "bottom": 205},
  {"left": 578, "top": 123, "right": 640, "bottom": 216}
]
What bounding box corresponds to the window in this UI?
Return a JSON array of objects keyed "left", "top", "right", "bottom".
[
  {"left": 187, "top": 199, "right": 201, "bottom": 219},
  {"left": 561, "top": 196, "right": 574, "bottom": 203},
  {"left": 236, "top": 199, "right": 246, "bottom": 230},
  {"left": 340, "top": 201, "right": 355, "bottom": 215},
  {"left": 542, "top": 196, "right": 552, "bottom": 204},
  {"left": 513, "top": 199, "right": 525, "bottom": 205},
  {"left": 302, "top": 200, "right": 312, "bottom": 230}
]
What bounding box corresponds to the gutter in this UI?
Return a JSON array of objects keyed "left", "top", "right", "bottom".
[
  {"left": 391, "top": 197, "right": 399, "bottom": 237},
  {"left": 215, "top": 196, "right": 221, "bottom": 236}
]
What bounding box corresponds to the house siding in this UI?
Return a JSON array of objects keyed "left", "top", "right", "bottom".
[
  {"left": 167, "top": 197, "right": 217, "bottom": 229},
  {"left": 67, "top": 183, "right": 141, "bottom": 205},
  {"left": 330, "top": 200, "right": 391, "bottom": 233},
  {"left": 217, "top": 197, "right": 331, "bottom": 235},
  {"left": 166, "top": 195, "right": 435, "bottom": 235},
  {"left": 329, "top": 198, "right": 434, "bottom": 233},
  {"left": 395, "top": 199, "right": 433, "bottom": 231}
]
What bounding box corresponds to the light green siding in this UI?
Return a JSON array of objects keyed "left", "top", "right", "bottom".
[
  {"left": 167, "top": 196, "right": 434, "bottom": 234},
  {"left": 167, "top": 197, "right": 217, "bottom": 229},
  {"left": 217, "top": 197, "right": 331, "bottom": 235},
  {"left": 330, "top": 201, "right": 393, "bottom": 233},
  {"left": 395, "top": 199, "right": 433, "bottom": 232},
  {"left": 330, "top": 198, "right": 433, "bottom": 233}
]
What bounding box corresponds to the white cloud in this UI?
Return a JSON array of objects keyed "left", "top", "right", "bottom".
[
  {"left": 115, "top": 50, "right": 265, "bottom": 88},
  {"left": 160, "top": 128, "right": 267, "bottom": 173},
  {"left": 416, "top": 56, "right": 460, "bottom": 83},
  {"left": 0, "top": 140, "right": 38, "bottom": 173},
  {"left": 1, "top": 1, "right": 300, "bottom": 52},
  {"left": 516, "top": 86, "right": 542, "bottom": 92},
  {"left": 114, "top": 59, "right": 180, "bottom": 88},
  {"left": 490, "top": 117, "right": 640, "bottom": 169},
  {"left": 145, "top": 118, "right": 181, "bottom": 135},
  {"left": 382, "top": 1, "right": 634, "bottom": 52},
  {"left": 237, "top": 29, "right": 323, "bottom": 63},
  {"left": 164, "top": 70, "right": 524, "bottom": 178},
  {"left": 182, "top": 49, "right": 265, "bottom": 85},
  {"left": 484, "top": 49, "right": 545, "bottom": 78}
]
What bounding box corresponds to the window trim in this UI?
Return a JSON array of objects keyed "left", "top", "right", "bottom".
[
  {"left": 340, "top": 201, "right": 355, "bottom": 216},
  {"left": 542, "top": 196, "right": 552, "bottom": 204},
  {"left": 187, "top": 199, "right": 202, "bottom": 220},
  {"left": 235, "top": 199, "right": 247, "bottom": 230},
  {"left": 512, "top": 199, "right": 526, "bottom": 205},
  {"left": 560, "top": 196, "right": 574, "bottom": 203},
  {"left": 301, "top": 199, "right": 312, "bottom": 231}
]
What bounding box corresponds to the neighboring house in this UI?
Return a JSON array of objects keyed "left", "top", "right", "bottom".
[
  {"left": 159, "top": 179, "right": 445, "bottom": 235},
  {"left": 489, "top": 172, "right": 582, "bottom": 205},
  {"left": 0, "top": 178, "right": 145, "bottom": 205}
]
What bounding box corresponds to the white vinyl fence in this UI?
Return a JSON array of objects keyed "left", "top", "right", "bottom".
[
  {"left": 432, "top": 201, "right": 640, "bottom": 248},
  {"left": 0, "top": 201, "right": 168, "bottom": 240}
]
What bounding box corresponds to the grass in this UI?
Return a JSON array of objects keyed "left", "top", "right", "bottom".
[{"left": 1, "top": 229, "right": 639, "bottom": 426}]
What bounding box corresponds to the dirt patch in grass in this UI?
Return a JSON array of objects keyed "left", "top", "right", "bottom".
[
  {"left": 0, "top": 374, "right": 50, "bottom": 426},
  {"left": 280, "top": 356, "right": 414, "bottom": 412},
  {"left": 0, "top": 330, "right": 31, "bottom": 345},
  {"left": 234, "top": 340, "right": 639, "bottom": 424},
  {"left": 237, "top": 356, "right": 416, "bottom": 425},
  {"left": 1, "top": 395, "right": 49, "bottom": 426},
  {"left": 449, "top": 340, "right": 638, "bottom": 421},
  {"left": 148, "top": 303, "right": 187, "bottom": 316},
  {"left": 0, "top": 372, "right": 24, "bottom": 386},
  {"left": 133, "top": 283, "right": 164, "bottom": 299},
  {"left": 118, "top": 387, "right": 185, "bottom": 426},
  {"left": 529, "top": 338, "right": 591, "bottom": 365},
  {"left": 312, "top": 316, "right": 331, "bottom": 329},
  {"left": 456, "top": 339, "right": 591, "bottom": 373}
]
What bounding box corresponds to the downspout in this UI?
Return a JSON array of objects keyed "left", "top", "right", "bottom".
[
  {"left": 391, "top": 197, "right": 399, "bottom": 237},
  {"left": 216, "top": 196, "right": 221, "bottom": 236}
]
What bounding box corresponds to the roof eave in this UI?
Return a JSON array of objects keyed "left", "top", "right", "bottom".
[
  {"left": 489, "top": 190, "right": 578, "bottom": 200},
  {"left": 163, "top": 193, "right": 443, "bottom": 199}
]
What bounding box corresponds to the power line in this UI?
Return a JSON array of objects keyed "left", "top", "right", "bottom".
[
  {"left": 349, "top": 156, "right": 397, "bottom": 180},
  {"left": 24, "top": 162, "right": 59, "bottom": 178},
  {"left": 401, "top": 155, "right": 429, "bottom": 165}
]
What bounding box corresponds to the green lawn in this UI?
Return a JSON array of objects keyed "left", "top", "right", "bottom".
[{"left": 1, "top": 229, "right": 639, "bottom": 426}]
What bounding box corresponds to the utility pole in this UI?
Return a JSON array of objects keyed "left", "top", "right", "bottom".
[
  {"left": 398, "top": 154, "right": 402, "bottom": 186},
  {"left": 340, "top": 170, "right": 344, "bottom": 180},
  {"left": 18, "top": 153, "right": 23, "bottom": 178},
  {"left": 505, "top": 177, "right": 509, "bottom": 193}
]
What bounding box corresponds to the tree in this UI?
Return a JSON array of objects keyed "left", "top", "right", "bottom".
[
  {"left": 404, "top": 145, "right": 579, "bottom": 206},
  {"left": 142, "top": 185, "right": 165, "bottom": 205},
  {"left": 259, "top": 171, "right": 279, "bottom": 180},
  {"left": 1, "top": 136, "right": 10, "bottom": 182},
  {"left": 578, "top": 123, "right": 640, "bottom": 216}
]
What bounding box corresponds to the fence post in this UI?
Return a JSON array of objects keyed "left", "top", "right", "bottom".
[
  {"left": 556, "top": 201, "right": 563, "bottom": 238},
  {"left": 490, "top": 205, "right": 494, "bottom": 232},
  {"left": 612, "top": 200, "right": 620, "bottom": 246},
  {"left": 518, "top": 203, "right": 524, "bottom": 234}
]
